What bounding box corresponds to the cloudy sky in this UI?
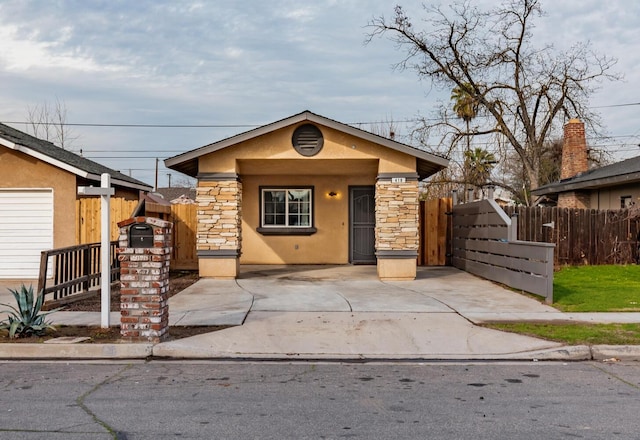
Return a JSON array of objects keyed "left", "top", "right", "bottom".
[{"left": 0, "top": 0, "right": 638, "bottom": 188}]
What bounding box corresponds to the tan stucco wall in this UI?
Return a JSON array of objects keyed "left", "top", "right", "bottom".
[
  {"left": 197, "top": 122, "right": 420, "bottom": 267},
  {"left": 0, "top": 148, "right": 77, "bottom": 248},
  {"left": 241, "top": 174, "right": 373, "bottom": 264},
  {"left": 199, "top": 123, "right": 416, "bottom": 175},
  {"left": 589, "top": 183, "right": 640, "bottom": 210}
]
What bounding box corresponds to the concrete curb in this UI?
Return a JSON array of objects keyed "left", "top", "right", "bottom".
[
  {"left": 591, "top": 345, "right": 640, "bottom": 361},
  {"left": 149, "top": 345, "right": 594, "bottom": 362},
  {"left": 0, "top": 343, "right": 153, "bottom": 360},
  {"left": 0, "top": 343, "right": 638, "bottom": 362}
]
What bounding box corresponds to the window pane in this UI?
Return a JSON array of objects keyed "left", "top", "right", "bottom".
[
  {"left": 289, "top": 190, "right": 309, "bottom": 201},
  {"left": 263, "top": 190, "right": 286, "bottom": 226},
  {"left": 262, "top": 188, "right": 311, "bottom": 228}
]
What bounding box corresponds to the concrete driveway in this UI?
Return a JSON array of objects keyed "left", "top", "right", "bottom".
[
  {"left": 157, "top": 265, "right": 570, "bottom": 359},
  {"left": 2, "top": 266, "right": 638, "bottom": 360}
]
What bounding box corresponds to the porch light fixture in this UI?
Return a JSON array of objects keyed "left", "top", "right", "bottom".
[{"left": 328, "top": 191, "right": 338, "bottom": 197}]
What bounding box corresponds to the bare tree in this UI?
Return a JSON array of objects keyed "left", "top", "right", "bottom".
[
  {"left": 171, "top": 175, "right": 197, "bottom": 188},
  {"left": 25, "top": 97, "right": 78, "bottom": 150},
  {"left": 367, "top": 0, "right": 620, "bottom": 204}
]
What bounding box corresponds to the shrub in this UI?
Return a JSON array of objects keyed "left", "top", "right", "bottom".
[{"left": 0, "top": 284, "right": 60, "bottom": 338}]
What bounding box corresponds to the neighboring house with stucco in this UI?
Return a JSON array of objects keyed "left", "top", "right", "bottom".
[
  {"left": 165, "top": 110, "right": 449, "bottom": 281},
  {"left": 532, "top": 119, "right": 640, "bottom": 210},
  {"left": 0, "top": 122, "right": 152, "bottom": 278}
]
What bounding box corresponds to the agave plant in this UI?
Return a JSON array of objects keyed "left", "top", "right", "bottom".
[{"left": 0, "top": 284, "right": 59, "bottom": 338}]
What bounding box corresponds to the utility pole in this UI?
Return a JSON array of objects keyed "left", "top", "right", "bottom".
[
  {"left": 154, "top": 157, "right": 159, "bottom": 191},
  {"left": 167, "top": 173, "right": 172, "bottom": 188}
]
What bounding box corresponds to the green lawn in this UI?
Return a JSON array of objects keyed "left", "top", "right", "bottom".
[
  {"left": 485, "top": 265, "right": 640, "bottom": 345},
  {"left": 486, "top": 322, "right": 640, "bottom": 346},
  {"left": 552, "top": 265, "right": 640, "bottom": 312}
]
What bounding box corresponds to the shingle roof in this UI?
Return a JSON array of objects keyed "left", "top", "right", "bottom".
[
  {"left": 0, "top": 122, "right": 152, "bottom": 191},
  {"left": 154, "top": 187, "right": 196, "bottom": 202},
  {"left": 533, "top": 155, "right": 640, "bottom": 196}
]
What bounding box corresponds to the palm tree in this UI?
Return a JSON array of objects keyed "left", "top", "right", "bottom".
[
  {"left": 451, "top": 83, "right": 479, "bottom": 127},
  {"left": 464, "top": 147, "right": 496, "bottom": 199},
  {"left": 451, "top": 83, "right": 480, "bottom": 201}
]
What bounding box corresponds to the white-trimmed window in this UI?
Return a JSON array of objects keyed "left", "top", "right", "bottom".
[
  {"left": 258, "top": 187, "right": 316, "bottom": 235},
  {"left": 621, "top": 195, "right": 633, "bottom": 209}
]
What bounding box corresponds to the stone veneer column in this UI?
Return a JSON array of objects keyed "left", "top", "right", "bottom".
[
  {"left": 196, "top": 173, "right": 242, "bottom": 278},
  {"left": 117, "top": 217, "right": 172, "bottom": 343},
  {"left": 375, "top": 173, "right": 419, "bottom": 280}
]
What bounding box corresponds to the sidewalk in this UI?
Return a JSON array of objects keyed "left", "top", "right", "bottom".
[{"left": 1, "top": 266, "right": 639, "bottom": 361}]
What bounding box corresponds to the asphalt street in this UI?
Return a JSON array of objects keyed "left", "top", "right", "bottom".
[{"left": 1, "top": 360, "right": 639, "bottom": 439}]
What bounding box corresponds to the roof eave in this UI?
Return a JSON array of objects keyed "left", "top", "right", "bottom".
[
  {"left": 164, "top": 111, "right": 449, "bottom": 176},
  {"left": 532, "top": 171, "right": 640, "bottom": 196},
  {"left": 3, "top": 140, "right": 152, "bottom": 191}
]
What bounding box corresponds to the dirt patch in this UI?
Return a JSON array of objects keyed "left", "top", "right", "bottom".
[
  {"left": 63, "top": 271, "right": 200, "bottom": 312},
  {"left": 0, "top": 271, "right": 231, "bottom": 343},
  {"left": 0, "top": 325, "right": 230, "bottom": 343}
]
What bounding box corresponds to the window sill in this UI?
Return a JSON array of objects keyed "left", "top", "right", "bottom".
[{"left": 257, "top": 227, "right": 317, "bottom": 236}]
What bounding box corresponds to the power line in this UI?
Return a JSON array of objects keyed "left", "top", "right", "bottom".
[
  {"left": 1, "top": 121, "right": 261, "bottom": 128},
  {"left": 3, "top": 100, "right": 640, "bottom": 129},
  {"left": 591, "top": 102, "right": 640, "bottom": 109}
]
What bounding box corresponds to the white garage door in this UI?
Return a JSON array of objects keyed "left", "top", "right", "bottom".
[{"left": 0, "top": 189, "right": 53, "bottom": 279}]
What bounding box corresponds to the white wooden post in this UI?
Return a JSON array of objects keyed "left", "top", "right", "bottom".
[{"left": 78, "top": 173, "right": 115, "bottom": 328}]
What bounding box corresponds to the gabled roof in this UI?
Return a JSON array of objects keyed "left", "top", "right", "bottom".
[
  {"left": 0, "top": 122, "right": 152, "bottom": 191},
  {"left": 165, "top": 110, "right": 449, "bottom": 179},
  {"left": 154, "top": 187, "right": 196, "bottom": 202},
  {"left": 533, "top": 155, "right": 640, "bottom": 196}
]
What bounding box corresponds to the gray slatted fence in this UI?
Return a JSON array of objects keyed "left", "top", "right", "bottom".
[{"left": 452, "top": 199, "right": 555, "bottom": 303}]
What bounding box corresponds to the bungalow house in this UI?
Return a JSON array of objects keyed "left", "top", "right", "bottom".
[
  {"left": 0, "top": 122, "right": 152, "bottom": 278},
  {"left": 532, "top": 119, "right": 640, "bottom": 210},
  {"left": 165, "top": 110, "right": 448, "bottom": 281}
]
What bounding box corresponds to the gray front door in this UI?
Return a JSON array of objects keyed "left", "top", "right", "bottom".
[{"left": 349, "top": 186, "right": 376, "bottom": 264}]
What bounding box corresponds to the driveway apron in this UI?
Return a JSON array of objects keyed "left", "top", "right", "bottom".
[{"left": 154, "top": 266, "right": 564, "bottom": 359}]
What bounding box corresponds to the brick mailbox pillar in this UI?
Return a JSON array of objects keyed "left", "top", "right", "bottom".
[{"left": 116, "top": 216, "right": 173, "bottom": 343}]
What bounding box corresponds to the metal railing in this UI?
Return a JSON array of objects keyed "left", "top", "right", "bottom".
[{"left": 37, "top": 241, "right": 120, "bottom": 307}]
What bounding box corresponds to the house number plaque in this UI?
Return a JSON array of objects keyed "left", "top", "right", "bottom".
[{"left": 391, "top": 177, "right": 406, "bottom": 183}]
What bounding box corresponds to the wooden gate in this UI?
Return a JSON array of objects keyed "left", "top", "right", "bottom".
[
  {"left": 170, "top": 204, "right": 198, "bottom": 270},
  {"left": 419, "top": 198, "right": 452, "bottom": 266}
]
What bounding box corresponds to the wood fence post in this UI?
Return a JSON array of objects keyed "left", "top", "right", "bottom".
[
  {"left": 37, "top": 251, "right": 48, "bottom": 295},
  {"left": 82, "top": 245, "right": 90, "bottom": 292}
]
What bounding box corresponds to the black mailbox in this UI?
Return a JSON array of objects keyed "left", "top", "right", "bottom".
[{"left": 129, "top": 223, "right": 154, "bottom": 248}]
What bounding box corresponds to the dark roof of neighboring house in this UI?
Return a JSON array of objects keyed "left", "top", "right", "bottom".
[
  {"left": 154, "top": 187, "right": 196, "bottom": 202},
  {"left": 532, "top": 155, "right": 640, "bottom": 196},
  {"left": 165, "top": 110, "right": 449, "bottom": 180},
  {"left": 0, "top": 122, "right": 152, "bottom": 191}
]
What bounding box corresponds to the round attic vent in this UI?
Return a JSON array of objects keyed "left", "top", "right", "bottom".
[{"left": 292, "top": 124, "right": 323, "bottom": 157}]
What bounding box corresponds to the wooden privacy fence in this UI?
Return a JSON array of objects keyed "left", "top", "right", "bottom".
[
  {"left": 452, "top": 199, "right": 555, "bottom": 303},
  {"left": 503, "top": 206, "right": 639, "bottom": 266},
  {"left": 76, "top": 197, "right": 198, "bottom": 270},
  {"left": 170, "top": 204, "right": 198, "bottom": 270},
  {"left": 76, "top": 197, "right": 139, "bottom": 243}
]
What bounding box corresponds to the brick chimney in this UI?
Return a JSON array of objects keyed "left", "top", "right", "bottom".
[
  {"left": 560, "top": 119, "right": 588, "bottom": 180},
  {"left": 558, "top": 118, "right": 590, "bottom": 209}
]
